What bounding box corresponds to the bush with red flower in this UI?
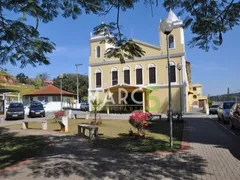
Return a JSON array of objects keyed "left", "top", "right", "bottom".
[
  {"left": 54, "top": 111, "right": 64, "bottom": 119},
  {"left": 129, "top": 110, "right": 151, "bottom": 136}
]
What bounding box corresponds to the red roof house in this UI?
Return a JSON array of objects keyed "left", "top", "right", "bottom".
[
  {"left": 24, "top": 84, "right": 74, "bottom": 96},
  {"left": 22, "top": 85, "right": 75, "bottom": 111}
]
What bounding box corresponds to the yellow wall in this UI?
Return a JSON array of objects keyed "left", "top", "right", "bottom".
[
  {"left": 147, "top": 87, "right": 182, "bottom": 113},
  {"left": 160, "top": 28, "right": 184, "bottom": 54},
  {"left": 88, "top": 24, "right": 189, "bottom": 113},
  {"left": 91, "top": 57, "right": 182, "bottom": 89},
  {"left": 89, "top": 86, "right": 184, "bottom": 114}
]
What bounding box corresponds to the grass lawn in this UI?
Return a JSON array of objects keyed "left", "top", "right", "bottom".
[
  {"left": 0, "top": 133, "right": 48, "bottom": 170},
  {"left": 6, "top": 118, "right": 184, "bottom": 152}
]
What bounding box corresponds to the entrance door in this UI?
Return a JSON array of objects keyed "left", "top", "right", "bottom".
[
  {"left": 125, "top": 92, "right": 142, "bottom": 111},
  {"left": 199, "top": 100, "right": 204, "bottom": 108}
]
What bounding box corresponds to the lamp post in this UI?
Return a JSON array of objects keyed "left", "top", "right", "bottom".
[
  {"left": 160, "top": 17, "right": 174, "bottom": 148},
  {"left": 177, "top": 63, "right": 183, "bottom": 121},
  {"left": 75, "top": 64, "right": 83, "bottom": 108},
  {"left": 59, "top": 74, "right": 63, "bottom": 110}
]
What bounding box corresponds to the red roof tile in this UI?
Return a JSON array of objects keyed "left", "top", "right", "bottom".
[{"left": 23, "top": 84, "right": 74, "bottom": 96}]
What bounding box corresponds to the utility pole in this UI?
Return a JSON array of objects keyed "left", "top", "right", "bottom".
[
  {"left": 227, "top": 87, "right": 230, "bottom": 101},
  {"left": 75, "top": 64, "right": 83, "bottom": 108}
]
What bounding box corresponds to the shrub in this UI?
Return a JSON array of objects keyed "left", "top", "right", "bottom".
[
  {"left": 129, "top": 111, "right": 151, "bottom": 136},
  {"left": 54, "top": 111, "right": 64, "bottom": 118}
]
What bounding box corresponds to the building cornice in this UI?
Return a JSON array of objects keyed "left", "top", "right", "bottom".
[
  {"left": 89, "top": 53, "right": 185, "bottom": 67},
  {"left": 132, "top": 39, "right": 160, "bottom": 50},
  {"left": 88, "top": 82, "right": 187, "bottom": 92}
]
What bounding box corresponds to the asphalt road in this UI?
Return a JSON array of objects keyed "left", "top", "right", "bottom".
[
  {"left": 208, "top": 114, "right": 240, "bottom": 140},
  {"left": 0, "top": 112, "right": 55, "bottom": 127}
]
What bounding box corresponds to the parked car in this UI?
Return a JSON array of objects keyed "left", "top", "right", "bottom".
[
  {"left": 80, "top": 102, "right": 89, "bottom": 111},
  {"left": 28, "top": 102, "right": 45, "bottom": 118},
  {"left": 217, "top": 101, "right": 236, "bottom": 123},
  {"left": 209, "top": 104, "right": 219, "bottom": 115},
  {"left": 6, "top": 102, "right": 25, "bottom": 120},
  {"left": 229, "top": 103, "right": 240, "bottom": 129}
]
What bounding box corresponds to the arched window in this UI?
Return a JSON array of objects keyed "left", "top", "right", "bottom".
[
  {"left": 169, "top": 35, "right": 174, "bottom": 49},
  {"left": 170, "top": 61, "right": 176, "bottom": 83},
  {"left": 193, "top": 95, "right": 197, "bottom": 99},
  {"left": 111, "top": 67, "right": 118, "bottom": 86},
  {"left": 95, "top": 69, "right": 102, "bottom": 88},
  {"left": 148, "top": 63, "right": 156, "bottom": 84},
  {"left": 193, "top": 87, "right": 197, "bottom": 91},
  {"left": 123, "top": 66, "right": 130, "bottom": 84},
  {"left": 135, "top": 65, "right": 143, "bottom": 85},
  {"left": 96, "top": 46, "right": 101, "bottom": 58}
]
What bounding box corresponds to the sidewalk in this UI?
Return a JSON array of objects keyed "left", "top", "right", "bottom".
[{"left": 1, "top": 116, "right": 240, "bottom": 179}]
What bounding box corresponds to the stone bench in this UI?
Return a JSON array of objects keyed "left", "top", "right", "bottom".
[
  {"left": 56, "top": 116, "right": 68, "bottom": 132},
  {"left": 22, "top": 120, "right": 47, "bottom": 130},
  {"left": 149, "top": 114, "right": 162, "bottom": 121},
  {"left": 78, "top": 124, "right": 98, "bottom": 140}
]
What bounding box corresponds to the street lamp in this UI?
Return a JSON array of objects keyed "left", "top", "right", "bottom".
[
  {"left": 59, "top": 73, "right": 63, "bottom": 110},
  {"left": 160, "top": 17, "right": 174, "bottom": 148},
  {"left": 177, "top": 63, "right": 183, "bottom": 121},
  {"left": 75, "top": 64, "right": 83, "bottom": 108}
]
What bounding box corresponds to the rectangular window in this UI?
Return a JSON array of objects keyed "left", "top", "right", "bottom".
[
  {"left": 53, "top": 96, "right": 61, "bottom": 102},
  {"left": 136, "top": 69, "right": 143, "bottom": 84},
  {"left": 124, "top": 70, "right": 130, "bottom": 84},
  {"left": 149, "top": 67, "right": 156, "bottom": 84},
  {"left": 37, "top": 96, "right": 44, "bottom": 102},
  {"left": 112, "top": 71, "right": 118, "bottom": 86},
  {"left": 37, "top": 96, "right": 48, "bottom": 103},
  {"left": 96, "top": 72, "right": 102, "bottom": 88},
  {"left": 170, "top": 66, "right": 176, "bottom": 82}
]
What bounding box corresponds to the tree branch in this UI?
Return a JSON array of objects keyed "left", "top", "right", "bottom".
[{"left": 116, "top": 0, "right": 121, "bottom": 41}]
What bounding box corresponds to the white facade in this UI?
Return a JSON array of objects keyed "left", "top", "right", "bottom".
[{"left": 23, "top": 95, "right": 72, "bottom": 112}]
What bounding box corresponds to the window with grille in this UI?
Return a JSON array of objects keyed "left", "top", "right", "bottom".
[
  {"left": 136, "top": 68, "right": 143, "bottom": 84},
  {"left": 112, "top": 71, "right": 118, "bottom": 85},
  {"left": 124, "top": 70, "right": 130, "bottom": 84},
  {"left": 96, "top": 72, "right": 102, "bottom": 88},
  {"left": 170, "top": 65, "right": 176, "bottom": 82},
  {"left": 149, "top": 67, "right": 156, "bottom": 84}
]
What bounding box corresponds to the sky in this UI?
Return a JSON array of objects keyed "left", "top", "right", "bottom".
[{"left": 4, "top": 3, "right": 240, "bottom": 96}]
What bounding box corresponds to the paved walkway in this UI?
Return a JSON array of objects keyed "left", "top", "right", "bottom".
[
  {"left": 185, "top": 117, "right": 240, "bottom": 180},
  {"left": 0, "top": 116, "right": 240, "bottom": 180}
]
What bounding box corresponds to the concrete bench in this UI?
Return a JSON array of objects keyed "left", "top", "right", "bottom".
[
  {"left": 149, "top": 114, "right": 162, "bottom": 121},
  {"left": 78, "top": 124, "right": 98, "bottom": 140},
  {"left": 22, "top": 120, "right": 47, "bottom": 130},
  {"left": 56, "top": 116, "right": 68, "bottom": 132}
]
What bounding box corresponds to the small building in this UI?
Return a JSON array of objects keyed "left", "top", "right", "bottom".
[
  {"left": 189, "top": 83, "right": 208, "bottom": 109},
  {"left": 22, "top": 84, "right": 74, "bottom": 112}
]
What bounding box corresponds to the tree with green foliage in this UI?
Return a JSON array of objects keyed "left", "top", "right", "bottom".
[
  {"left": 16, "top": 73, "right": 29, "bottom": 84},
  {"left": 34, "top": 76, "right": 42, "bottom": 89},
  {"left": 53, "top": 74, "right": 88, "bottom": 100},
  {"left": 1, "top": 0, "right": 239, "bottom": 67}
]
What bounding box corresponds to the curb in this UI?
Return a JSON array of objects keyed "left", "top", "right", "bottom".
[{"left": 0, "top": 159, "right": 32, "bottom": 174}]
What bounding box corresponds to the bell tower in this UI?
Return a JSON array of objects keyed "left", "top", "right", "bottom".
[{"left": 159, "top": 9, "right": 185, "bottom": 54}]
